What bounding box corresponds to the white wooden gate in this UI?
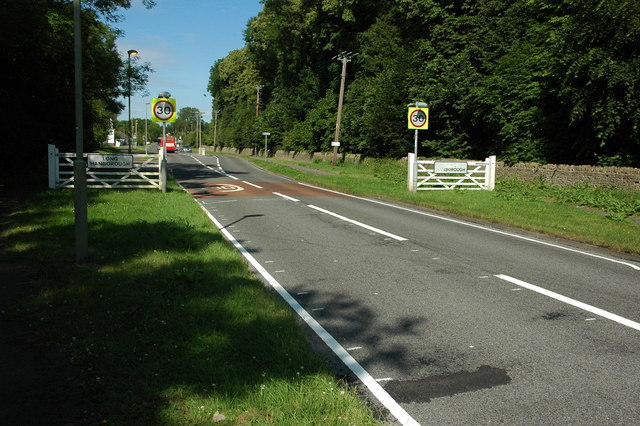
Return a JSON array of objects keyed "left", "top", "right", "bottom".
[
  {"left": 48, "top": 144, "right": 162, "bottom": 189},
  {"left": 408, "top": 154, "right": 496, "bottom": 191}
]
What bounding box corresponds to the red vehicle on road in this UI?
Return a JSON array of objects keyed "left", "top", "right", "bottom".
[{"left": 158, "top": 136, "right": 176, "bottom": 153}]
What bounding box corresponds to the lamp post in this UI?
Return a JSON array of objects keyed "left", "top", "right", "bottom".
[
  {"left": 127, "top": 49, "right": 138, "bottom": 154},
  {"left": 73, "top": 0, "right": 87, "bottom": 263},
  {"left": 196, "top": 111, "right": 206, "bottom": 152},
  {"left": 195, "top": 110, "right": 200, "bottom": 150},
  {"left": 145, "top": 101, "right": 149, "bottom": 155},
  {"left": 213, "top": 109, "right": 219, "bottom": 152}
]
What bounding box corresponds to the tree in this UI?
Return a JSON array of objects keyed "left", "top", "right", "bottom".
[
  {"left": 169, "top": 107, "right": 201, "bottom": 136},
  {"left": 208, "top": 48, "right": 261, "bottom": 150},
  {"left": 209, "top": 0, "right": 640, "bottom": 166},
  {"left": 0, "top": 0, "right": 154, "bottom": 183}
]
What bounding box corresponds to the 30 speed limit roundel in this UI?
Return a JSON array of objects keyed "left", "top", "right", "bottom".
[
  {"left": 151, "top": 98, "right": 177, "bottom": 123},
  {"left": 408, "top": 107, "right": 429, "bottom": 130}
]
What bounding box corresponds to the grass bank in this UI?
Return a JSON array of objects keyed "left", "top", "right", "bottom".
[
  {"left": 1, "top": 181, "right": 379, "bottom": 424},
  {"left": 246, "top": 156, "right": 640, "bottom": 255}
]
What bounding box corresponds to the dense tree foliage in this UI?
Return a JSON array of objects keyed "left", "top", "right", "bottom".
[
  {"left": 1, "top": 0, "right": 153, "bottom": 182},
  {"left": 114, "top": 119, "right": 163, "bottom": 143},
  {"left": 162, "top": 107, "right": 211, "bottom": 146},
  {"left": 209, "top": 0, "right": 640, "bottom": 166}
]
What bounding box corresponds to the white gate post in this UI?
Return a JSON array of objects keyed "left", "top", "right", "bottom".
[
  {"left": 407, "top": 153, "right": 417, "bottom": 192},
  {"left": 487, "top": 155, "right": 496, "bottom": 190},
  {"left": 48, "top": 144, "right": 58, "bottom": 189}
]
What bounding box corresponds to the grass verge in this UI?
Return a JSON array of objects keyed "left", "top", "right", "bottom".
[
  {"left": 246, "top": 156, "right": 640, "bottom": 255},
  {"left": 1, "top": 181, "right": 379, "bottom": 425}
]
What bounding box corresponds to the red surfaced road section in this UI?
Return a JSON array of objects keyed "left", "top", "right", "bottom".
[{"left": 184, "top": 181, "right": 345, "bottom": 199}]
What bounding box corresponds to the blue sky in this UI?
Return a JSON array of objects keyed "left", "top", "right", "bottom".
[{"left": 113, "top": 0, "right": 264, "bottom": 123}]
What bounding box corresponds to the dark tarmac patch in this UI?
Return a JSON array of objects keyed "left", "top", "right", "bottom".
[
  {"left": 384, "top": 365, "right": 510, "bottom": 403},
  {"left": 541, "top": 312, "right": 567, "bottom": 320}
]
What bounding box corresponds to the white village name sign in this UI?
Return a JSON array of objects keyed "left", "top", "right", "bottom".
[
  {"left": 87, "top": 154, "right": 133, "bottom": 169},
  {"left": 434, "top": 162, "right": 468, "bottom": 174}
]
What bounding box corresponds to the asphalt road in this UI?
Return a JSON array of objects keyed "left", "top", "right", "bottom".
[{"left": 169, "top": 152, "right": 640, "bottom": 425}]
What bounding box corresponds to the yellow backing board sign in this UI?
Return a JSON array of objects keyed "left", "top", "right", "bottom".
[
  {"left": 408, "top": 107, "right": 429, "bottom": 130},
  {"left": 151, "top": 98, "right": 177, "bottom": 123}
]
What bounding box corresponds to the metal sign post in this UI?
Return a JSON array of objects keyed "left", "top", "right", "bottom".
[
  {"left": 262, "top": 132, "right": 271, "bottom": 160},
  {"left": 152, "top": 92, "right": 176, "bottom": 193},
  {"left": 407, "top": 102, "right": 429, "bottom": 192}
]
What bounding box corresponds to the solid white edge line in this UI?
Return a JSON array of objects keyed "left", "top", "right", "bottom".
[
  {"left": 273, "top": 192, "right": 300, "bottom": 202},
  {"left": 297, "top": 182, "right": 640, "bottom": 271},
  {"left": 495, "top": 274, "right": 640, "bottom": 331},
  {"left": 180, "top": 187, "right": 418, "bottom": 425},
  {"left": 308, "top": 205, "right": 407, "bottom": 242}
]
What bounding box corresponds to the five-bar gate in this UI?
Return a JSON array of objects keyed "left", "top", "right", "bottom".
[
  {"left": 48, "top": 144, "right": 162, "bottom": 190},
  {"left": 408, "top": 154, "right": 496, "bottom": 191}
]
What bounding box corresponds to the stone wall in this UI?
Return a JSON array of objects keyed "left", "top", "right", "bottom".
[{"left": 496, "top": 162, "right": 640, "bottom": 190}]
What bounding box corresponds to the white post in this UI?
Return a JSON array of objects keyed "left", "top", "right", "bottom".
[
  {"left": 487, "top": 155, "right": 496, "bottom": 190},
  {"left": 264, "top": 134, "right": 268, "bottom": 160},
  {"left": 413, "top": 153, "right": 418, "bottom": 192},
  {"left": 408, "top": 152, "right": 417, "bottom": 193}
]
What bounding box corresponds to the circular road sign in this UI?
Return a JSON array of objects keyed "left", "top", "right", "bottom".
[
  {"left": 408, "top": 107, "right": 429, "bottom": 129},
  {"left": 152, "top": 98, "right": 177, "bottom": 122}
]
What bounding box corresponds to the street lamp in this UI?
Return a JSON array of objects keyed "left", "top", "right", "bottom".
[
  {"left": 196, "top": 111, "right": 201, "bottom": 150},
  {"left": 127, "top": 49, "right": 138, "bottom": 154},
  {"left": 213, "top": 109, "right": 219, "bottom": 152},
  {"left": 145, "top": 101, "right": 150, "bottom": 155},
  {"left": 73, "top": 0, "right": 87, "bottom": 263},
  {"left": 196, "top": 111, "right": 207, "bottom": 152}
]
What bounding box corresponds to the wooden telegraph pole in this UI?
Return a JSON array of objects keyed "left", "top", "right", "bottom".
[
  {"left": 332, "top": 52, "right": 357, "bottom": 166},
  {"left": 255, "top": 85, "right": 264, "bottom": 117}
]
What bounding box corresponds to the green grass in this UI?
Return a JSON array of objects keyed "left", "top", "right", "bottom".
[
  {"left": 248, "top": 157, "right": 640, "bottom": 254},
  {"left": 1, "top": 181, "right": 379, "bottom": 425}
]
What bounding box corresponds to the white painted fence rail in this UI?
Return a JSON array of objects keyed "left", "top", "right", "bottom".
[
  {"left": 48, "top": 144, "right": 162, "bottom": 190},
  {"left": 408, "top": 153, "right": 496, "bottom": 191}
]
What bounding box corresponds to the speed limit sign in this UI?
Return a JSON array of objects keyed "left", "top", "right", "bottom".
[
  {"left": 408, "top": 107, "right": 429, "bottom": 129},
  {"left": 151, "top": 98, "right": 177, "bottom": 123}
]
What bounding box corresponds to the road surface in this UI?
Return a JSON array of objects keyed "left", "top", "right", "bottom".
[{"left": 169, "top": 153, "right": 640, "bottom": 425}]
